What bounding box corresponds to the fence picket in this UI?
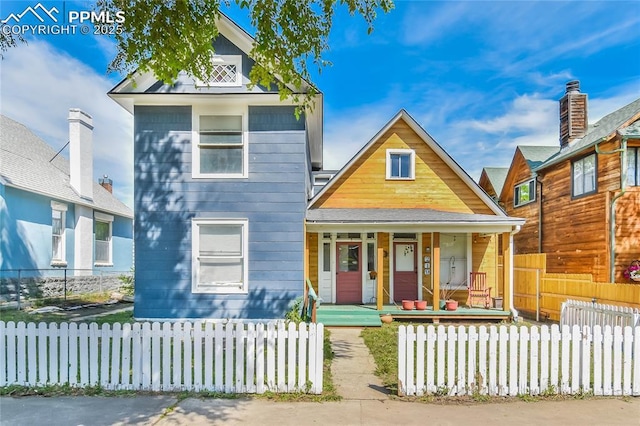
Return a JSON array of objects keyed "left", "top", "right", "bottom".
[
  {"left": 37, "top": 322, "right": 48, "bottom": 385},
  {"left": 436, "top": 325, "right": 446, "bottom": 390},
  {"left": 276, "top": 322, "right": 286, "bottom": 392},
  {"left": 477, "top": 326, "right": 488, "bottom": 395},
  {"left": 416, "top": 326, "right": 425, "bottom": 396},
  {"left": 204, "top": 322, "right": 214, "bottom": 391},
  {"left": 193, "top": 321, "right": 203, "bottom": 391},
  {"left": 539, "top": 325, "right": 549, "bottom": 393},
  {"left": 457, "top": 325, "right": 467, "bottom": 395},
  {"left": 0, "top": 322, "right": 8, "bottom": 386},
  {"left": 78, "top": 324, "right": 89, "bottom": 386},
  {"left": 296, "top": 322, "right": 307, "bottom": 392},
  {"left": 68, "top": 323, "right": 78, "bottom": 386},
  {"left": 235, "top": 322, "right": 246, "bottom": 393},
  {"left": 183, "top": 322, "right": 193, "bottom": 390},
  {"left": 446, "top": 326, "right": 456, "bottom": 395},
  {"left": 603, "top": 325, "right": 612, "bottom": 395},
  {"left": 255, "top": 323, "right": 265, "bottom": 394},
  {"left": 622, "top": 326, "right": 632, "bottom": 396},
  {"left": 151, "top": 322, "right": 162, "bottom": 391},
  {"left": 246, "top": 323, "right": 256, "bottom": 393},
  {"left": 111, "top": 323, "right": 122, "bottom": 388},
  {"left": 266, "top": 322, "right": 275, "bottom": 392},
  {"left": 580, "top": 325, "right": 591, "bottom": 394},
  {"left": 613, "top": 326, "right": 623, "bottom": 396},
  {"left": 518, "top": 327, "right": 529, "bottom": 395},
  {"left": 570, "top": 325, "right": 580, "bottom": 394},
  {"left": 121, "top": 323, "right": 131, "bottom": 389},
  {"left": 425, "top": 325, "right": 436, "bottom": 394},
  {"left": 406, "top": 325, "right": 415, "bottom": 396},
  {"left": 313, "top": 323, "right": 324, "bottom": 394},
  {"left": 100, "top": 324, "right": 111, "bottom": 388},
  {"left": 214, "top": 323, "right": 224, "bottom": 392},
  {"left": 287, "top": 322, "right": 296, "bottom": 392},
  {"left": 633, "top": 326, "right": 640, "bottom": 396},
  {"left": 27, "top": 322, "right": 37, "bottom": 385},
  {"left": 529, "top": 326, "right": 539, "bottom": 395},
  {"left": 560, "top": 325, "right": 570, "bottom": 394},
  {"left": 489, "top": 326, "right": 498, "bottom": 395}
]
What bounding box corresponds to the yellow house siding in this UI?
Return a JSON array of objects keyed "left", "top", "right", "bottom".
[
  {"left": 307, "top": 233, "right": 319, "bottom": 292},
  {"left": 472, "top": 233, "right": 498, "bottom": 296},
  {"left": 314, "top": 121, "right": 494, "bottom": 214}
]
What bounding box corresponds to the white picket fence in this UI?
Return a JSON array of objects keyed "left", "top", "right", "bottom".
[
  {"left": 0, "top": 321, "right": 324, "bottom": 394},
  {"left": 561, "top": 299, "right": 640, "bottom": 328},
  {"left": 398, "top": 324, "right": 640, "bottom": 397}
]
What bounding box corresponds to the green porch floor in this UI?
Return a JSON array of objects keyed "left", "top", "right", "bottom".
[{"left": 316, "top": 304, "right": 511, "bottom": 327}]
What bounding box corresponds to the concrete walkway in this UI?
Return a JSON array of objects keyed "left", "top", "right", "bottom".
[{"left": 328, "top": 327, "right": 390, "bottom": 400}]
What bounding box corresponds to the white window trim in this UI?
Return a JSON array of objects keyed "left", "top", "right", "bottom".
[
  {"left": 192, "top": 218, "right": 249, "bottom": 294},
  {"left": 94, "top": 213, "right": 114, "bottom": 266},
  {"left": 513, "top": 178, "right": 536, "bottom": 208},
  {"left": 50, "top": 201, "right": 67, "bottom": 266},
  {"left": 192, "top": 105, "right": 249, "bottom": 179},
  {"left": 386, "top": 149, "right": 416, "bottom": 180},
  {"left": 195, "top": 55, "right": 242, "bottom": 87}
]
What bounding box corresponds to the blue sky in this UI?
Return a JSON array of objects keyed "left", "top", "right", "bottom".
[{"left": 1, "top": 1, "right": 639, "bottom": 209}]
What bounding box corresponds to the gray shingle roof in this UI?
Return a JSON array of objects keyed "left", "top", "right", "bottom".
[
  {"left": 537, "top": 97, "right": 640, "bottom": 171},
  {"left": 0, "top": 115, "right": 132, "bottom": 218},
  {"left": 481, "top": 167, "right": 508, "bottom": 196},
  {"left": 306, "top": 208, "right": 524, "bottom": 225},
  {"left": 517, "top": 146, "right": 559, "bottom": 169}
]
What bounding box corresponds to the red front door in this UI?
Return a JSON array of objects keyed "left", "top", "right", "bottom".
[
  {"left": 393, "top": 242, "right": 418, "bottom": 302},
  {"left": 336, "top": 242, "right": 362, "bottom": 304}
]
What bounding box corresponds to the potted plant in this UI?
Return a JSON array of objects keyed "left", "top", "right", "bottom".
[
  {"left": 402, "top": 300, "right": 415, "bottom": 310},
  {"left": 623, "top": 260, "right": 640, "bottom": 283},
  {"left": 439, "top": 285, "right": 458, "bottom": 310}
]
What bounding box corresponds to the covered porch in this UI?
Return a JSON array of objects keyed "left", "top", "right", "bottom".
[{"left": 304, "top": 208, "right": 524, "bottom": 326}]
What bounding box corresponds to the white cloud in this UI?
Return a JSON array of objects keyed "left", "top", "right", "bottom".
[{"left": 0, "top": 40, "right": 133, "bottom": 208}]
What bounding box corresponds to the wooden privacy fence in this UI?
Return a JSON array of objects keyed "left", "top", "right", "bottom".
[
  {"left": 561, "top": 300, "right": 640, "bottom": 329},
  {"left": 398, "top": 324, "right": 640, "bottom": 397},
  {"left": 503, "top": 254, "right": 640, "bottom": 321},
  {"left": 0, "top": 321, "right": 324, "bottom": 394}
]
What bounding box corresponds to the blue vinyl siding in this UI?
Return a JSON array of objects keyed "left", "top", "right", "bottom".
[
  {"left": 133, "top": 105, "right": 307, "bottom": 320},
  {"left": 1, "top": 186, "right": 132, "bottom": 275}
]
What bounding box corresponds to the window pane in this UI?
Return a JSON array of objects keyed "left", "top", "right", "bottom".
[
  {"left": 200, "top": 147, "right": 243, "bottom": 174},
  {"left": 400, "top": 154, "right": 411, "bottom": 177},
  {"left": 628, "top": 148, "right": 637, "bottom": 186},
  {"left": 95, "top": 240, "right": 110, "bottom": 262},
  {"left": 52, "top": 235, "right": 62, "bottom": 259},
  {"left": 573, "top": 160, "right": 584, "bottom": 195},
  {"left": 395, "top": 244, "right": 415, "bottom": 272},
  {"left": 200, "top": 225, "right": 242, "bottom": 256},
  {"left": 95, "top": 221, "right": 110, "bottom": 241},
  {"left": 323, "top": 243, "right": 331, "bottom": 272},
  {"left": 338, "top": 244, "right": 359, "bottom": 272},
  {"left": 200, "top": 258, "right": 243, "bottom": 284},
  {"left": 390, "top": 154, "right": 400, "bottom": 177},
  {"left": 200, "top": 115, "right": 242, "bottom": 132},
  {"left": 367, "top": 242, "right": 375, "bottom": 271},
  {"left": 52, "top": 216, "right": 62, "bottom": 235},
  {"left": 583, "top": 155, "right": 596, "bottom": 193},
  {"left": 200, "top": 132, "right": 243, "bottom": 145}
]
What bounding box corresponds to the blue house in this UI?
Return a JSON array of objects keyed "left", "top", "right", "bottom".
[
  {"left": 109, "top": 14, "right": 322, "bottom": 320},
  {"left": 0, "top": 111, "right": 133, "bottom": 279}
]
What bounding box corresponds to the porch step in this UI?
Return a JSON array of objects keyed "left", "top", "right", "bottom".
[{"left": 316, "top": 307, "right": 382, "bottom": 327}]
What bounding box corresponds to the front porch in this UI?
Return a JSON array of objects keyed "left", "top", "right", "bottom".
[{"left": 316, "top": 304, "right": 511, "bottom": 327}]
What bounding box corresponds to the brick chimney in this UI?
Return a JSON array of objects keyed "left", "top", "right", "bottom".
[
  {"left": 68, "top": 109, "right": 93, "bottom": 200},
  {"left": 99, "top": 175, "right": 113, "bottom": 193},
  {"left": 559, "top": 80, "right": 588, "bottom": 148}
]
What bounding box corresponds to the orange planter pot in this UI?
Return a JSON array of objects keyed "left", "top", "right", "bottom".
[
  {"left": 402, "top": 300, "right": 415, "bottom": 310},
  {"left": 415, "top": 300, "right": 427, "bottom": 310},
  {"left": 445, "top": 300, "right": 458, "bottom": 311}
]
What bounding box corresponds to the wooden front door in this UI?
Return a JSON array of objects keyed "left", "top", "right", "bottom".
[
  {"left": 393, "top": 242, "right": 418, "bottom": 302},
  {"left": 336, "top": 242, "right": 362, "bottom": 304}
]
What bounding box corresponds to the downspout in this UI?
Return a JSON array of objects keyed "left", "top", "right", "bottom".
[
  {"left": 595, "top": 136, "right": 628, "bottom": 282},
  {"left": 536, "top": 175, "right": 543, "bottom": 253},
  {"left": 509, "top": 225, "right": 522, "bottom": 321}
]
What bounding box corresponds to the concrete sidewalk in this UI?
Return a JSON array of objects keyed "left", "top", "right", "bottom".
[{"left": 1, "top": 326, "right": 639, "bottom": 425}]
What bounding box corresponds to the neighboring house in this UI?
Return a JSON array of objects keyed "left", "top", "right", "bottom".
[
  {"left": 0, "top": 111, "right": 133, "bottom": 276},
  {"left": 108, "top": 14, "right": 322, "bottom": 320},
  {"left": 478, "top": 167, "right": 508, "bottom": 201},
  {"left": 305, "top": 110, "right": 525, "bottom": 310},
  {"left": 480, "top": 81, "right": 640, "bottom": 283},
  {"left": 487, "top": 146, "right": 559, "bottom": 255}
]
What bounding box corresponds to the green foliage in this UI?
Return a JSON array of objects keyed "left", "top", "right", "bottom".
[
  {"left": 97, "top": 0, "right": 394, "bottom": 111},
  {"left": 118, "top": 268, "right": 135, "bottom": 296},
  {"left": 284, "top": 297, "right": 305, "bottom": 323},
  {"left": 361, "top": 323, "right": 399, "bottom": 393}
]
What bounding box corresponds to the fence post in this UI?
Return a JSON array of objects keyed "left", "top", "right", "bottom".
[
  {"left": 536, "top": 269, "right": 540, "bottom": 322},
  {"left": 16, "top": 270, "right": 21, "bottom": 311},
  {"left": 64, "top": 269, "right": 67, "bottom": 301}
]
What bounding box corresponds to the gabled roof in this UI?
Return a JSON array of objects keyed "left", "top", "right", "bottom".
[
  {"left": 537, "top": 97, "right": 640, "bottom": 171},
  {"left": 0, "top": 115, "right": 132, "bottom": 218},
  {"left": 108, "top": 12, "right": 323, "bottom": 170},
  {"left": 518, "top": 146, "right": 559, "bottom": 170},
  {"left": 480, "top": 167, "right": 508, "bottom": 197},
  {"left": 309, "top": 109, "right": 509, "bottom": 218}
]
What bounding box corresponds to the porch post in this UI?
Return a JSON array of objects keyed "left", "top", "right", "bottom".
[
  {"left": 304, "top": 223, "right": 309, "bottom": 280},
  {"left": 501, "top": 232, "right": 511, "bottom": 313},
  {"left": 377, "top": 246, "right": 384, "bottom": 311},
  {"left": 433, "top": 232, "right": 441, "bottom": 311}
]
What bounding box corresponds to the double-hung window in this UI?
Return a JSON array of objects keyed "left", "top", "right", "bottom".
[
  {"left": 94, "top": 212, "right": 113, "bottom": 265},
  {"left": 628, "top": 147, "right": 639, "bottom": 187},
  {"left": 514, "top": 179, "right": 535, "bottom": 207},
  {"left": 386, "top": 149, "right": 415, "bottom": 180},
  {"left": 192, "top": 219, "right": 248, "bottom": 294},
  {"left": 193, "top": 108, "right": 247, "bottom": 178},
  {"left": 572, "top": 153, "right": 597, "bottom": 197},
  {"left": 51, "top": 201, "right": 67, "bottom": 265}
]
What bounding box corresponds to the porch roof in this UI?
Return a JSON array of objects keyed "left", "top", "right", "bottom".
[{"left": 306, "top": 208, "right": 524, "bottom": 227}]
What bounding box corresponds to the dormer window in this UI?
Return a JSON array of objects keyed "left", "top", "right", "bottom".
[
  {"left": 514, "top": 179, "right": 535, "bottom": 207},
  {"left": 386, "top": 149, "right": 415, "bottom": 180},
  {"left": 196, "top": 55, "right": 242, "bottom": 87}
]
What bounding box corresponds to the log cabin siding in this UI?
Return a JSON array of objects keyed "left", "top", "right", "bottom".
[
  {"left": 315, "top": 121, "right": 494, "bottom": 214},
  {"left": 615, "top": 186, "right": 640, "bottom": 282},
  {"left": 500, "top": 151, "right": 540, "bottom": 254}
]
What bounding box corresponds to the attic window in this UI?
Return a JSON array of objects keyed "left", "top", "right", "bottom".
[
  {"left": 386, "top": 149, "right": 415, "bottom": 180},
  {"left": 196, "top": 55, "right": 242, "bottom": 87},
  {"left": 514, "top": 179, "right": 535, "bottom": 207}
]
